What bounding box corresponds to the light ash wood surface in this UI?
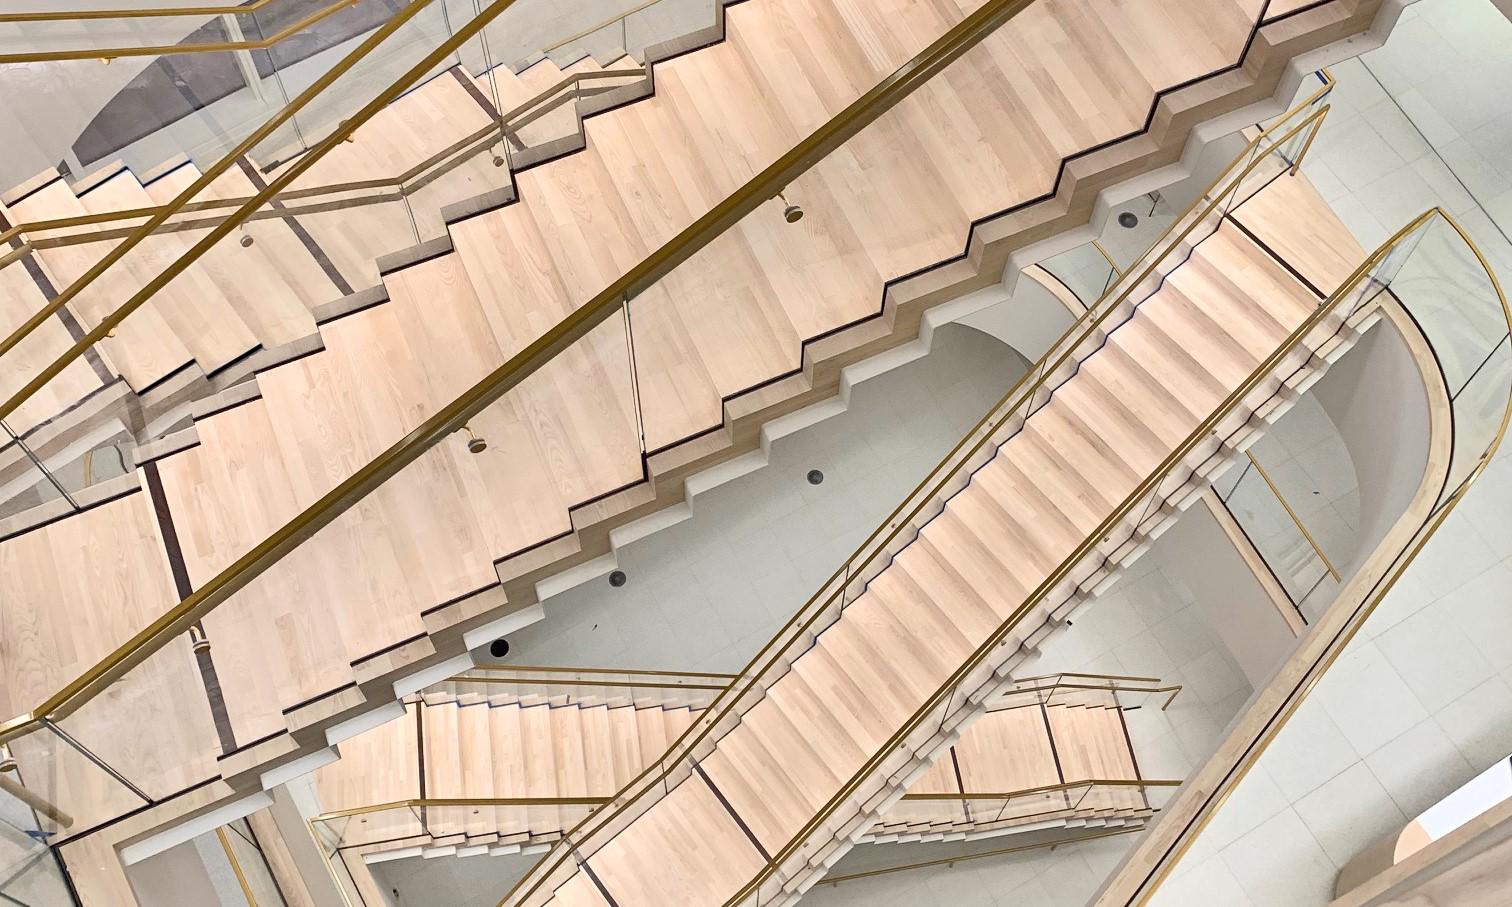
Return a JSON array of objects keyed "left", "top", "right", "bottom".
[{"left": 148, "top": 0, "right": 1260, "bottom": 760}]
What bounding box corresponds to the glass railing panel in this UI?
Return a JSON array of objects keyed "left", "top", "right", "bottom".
[
  {"left": 1099, "top": 194, "right": 1179, "bottom": 269},
  {"left": 0, "top": 426, "right": 134, "bottom": 525},
  {"left": 0, "top": 427, "right": 69, "bottom": 524},
  {"left": 443, "top": 666, "right": 731, "bottom": 709},
  {"left": 218, "top": 819, "right": 284, "bottom": 907},
  {"left": 49, "top": 641, "right": 221, "bottom": 819},
  {"left": 253, "top": 1, "right": 457, "bottom": 160},
  {"left": 4, "top": 724, "right": 148, "bottom": 838},
  {"left": 319, "top": 804, "right": 426, "bottom": 854},
  {"left": 1383, "top": 216, "right": 1512, "bottom": 503},
  {"left": 0, "top": 3, "right": 448, "bottom": 179},
  {"left": 1218, "top": 453, "right": 1334, "bottom": 606},
  {"left": 0, "top": 9, "right": 220, "bottom": 59},
  {"left": 1447, "top": 334, "right": 1511, "bottom": 497},
  {"left": 1392, "top": 217, "right": 1510, "bottom": 397},
  {"left": 0, "top": 775, "right": 72, "bottom": 907},
  {"left": 1039, "top": 243, "right": 1117, "bottom": 308}
]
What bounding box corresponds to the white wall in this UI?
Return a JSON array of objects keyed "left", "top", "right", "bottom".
[
  {"left": 128, "top": 837, "right": 233, "bottom": 907},
  {"left": 1311, "top": 315, "right": 1432, "bottom": 580},
  {"left": 1152, "top": 500, "right": 1298, "bottom": 687}
]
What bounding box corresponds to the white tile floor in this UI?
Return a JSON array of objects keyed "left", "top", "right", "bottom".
[{"left": 1146, "top": 5, "right": 1512, "bottom": 902}]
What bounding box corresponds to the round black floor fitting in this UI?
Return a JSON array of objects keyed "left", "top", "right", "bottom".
[
  {"left": 489, "top": 638, "right": 510, "bottom": 658},
  {"left": 1117, "top": 212, "right": 1140, "bottom": 229},
  {"left": 609, "top": 570, "right": 628, "bottom": 588},
  {"left": 807, "top": 469, "right": 824, "bottom": 485}
]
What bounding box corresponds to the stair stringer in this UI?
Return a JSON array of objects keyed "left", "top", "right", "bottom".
[
  {"left": 753, "top": 306, "right": 1381, "bottom": 906},
  {"left": 480, "top": 0, "right": 1396, "bottom": 619}
]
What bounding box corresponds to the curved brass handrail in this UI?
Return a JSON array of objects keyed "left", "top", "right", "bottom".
[
  {"left": 0, "top": 0, "right": 1037, "bottom": 743},
  {"left": 492, "top": 81, "right": 1337, "bottom": 907},
  {"left": 720, "top": 215, "right": 1459, "bottom": 907},
  {"left": 0, "top": 0, "right": 365, "bottom": 65},
  {"left": 1107, "top": 208, "right": 1512, "bottom": 907}
]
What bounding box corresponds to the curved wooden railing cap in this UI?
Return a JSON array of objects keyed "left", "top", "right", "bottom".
[{"left": 1095, "top": 208, "right": 1512, "bottom": 907}]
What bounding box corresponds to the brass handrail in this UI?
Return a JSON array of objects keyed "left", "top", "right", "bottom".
[
  {"left": 1111, "top": 208, "right": 1511, "bottom": 906},
  {"left": 0, "top": 0, "right": 1037, "bottom": 744},
  {"left": 443, "top": 676, "right": 730, "bottom": 691},
  {"left": 0, "top": 0, "right": 521, "bottom": 426},
  {"left": 718, "top": 152, "right": 1383, "bottom": 907},
  {"left": 0, "top": 0, "right": 365, "bottom": 65},
  {"left": 464, "top": 664, "right": 737, "bottom": 680},
  {"left": 994, "top": 681, "right": 1183, "bottom": 711},
  {"left": 822, "top": 826, "right": 1142, "bottom": 886},
  {"left": 1012, "top": 670, "right": 1164, "bottom": 684},
  {"left": 0, "top": 0, "right": 525, "bottom": 742},
  {"left": 498, "top": 73, "right": 1337, "bottom": 907},
  {"left": 1241, "top": 448, "right": 1342, "bottom": 582},
  {"left": 0, "top": 66, "right": 644, "bottom": 269},
  {"left": 315, "top": 797, "right": 613, "bottom": 823},
  {"left": 216, "top": 826, "right": 262, "bottom": 907}
]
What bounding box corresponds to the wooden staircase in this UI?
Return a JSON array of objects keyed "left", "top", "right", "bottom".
[
  {"left": 0, "top": 48, "right": 662, "bottom": 479},
  {"left": 495, "top": 167, "right": 1377, "bottom": 905},
  {"left": 4, "top": 0, "right": 1383, "bottom": 761},
  {"left": 310, "top": 670, "right": 1162, "bottom": 902}
]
